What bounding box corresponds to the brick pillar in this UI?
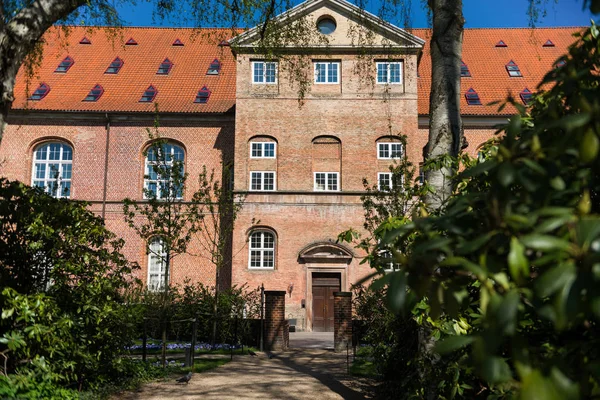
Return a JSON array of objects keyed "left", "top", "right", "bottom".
[
  {"left": 264, "top": 290, "right": 288, "bottom": 351},
  {"left": 334, "top": 292, "right": 352, "bottom": 353}
]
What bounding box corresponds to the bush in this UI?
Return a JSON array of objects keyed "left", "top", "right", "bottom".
[{"left": 0, "top": 179, "right": 141, "bottom": 392}]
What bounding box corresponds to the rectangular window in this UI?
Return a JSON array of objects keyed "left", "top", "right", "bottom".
[
  {"left": 250, "top": 142, "right": 276, "bottom": 158},
  {"left": 314, "top": 172, "right": 339, "bottom": 191},
  {"left": 378, "top": 142, "right": 403, "bottom": 159},
  {"left": 381, "top": 250, "right": 401, "bottom": 272},
  {"left": 252, "top": 61, "right": 277, "bottom": 84},
  {"left": 378, "top": 172, "right": 392, "bottom": 191},
  {"left": 314, "top": 61, "right": 340, "bottom": 84},
  {"left": 250, "top": 171, "right": 276, "bottom": 191},
  {"left": 376, "top": 61, "right": 403, "bottom": 84}
]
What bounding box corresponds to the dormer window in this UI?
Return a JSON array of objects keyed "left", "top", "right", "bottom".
[
  {"left": 29, "top": 83, "right": 50, "bottom": 101},
  {"left": 157, "top": 58, "right": 173, "bottom": 75},
  {"left": 506, "top": 60, "right": 522, "bottom": 77},
  {"left": 207, "top": 59, "right": 221, "bottom": 75},
  {"left": 465, "top": 88, "right": 481, "bottom": 105},
  {"left": 79, "top": 37, "right": 91, "bottom": 44},
  {"left": 556, "top": 59, "right": 567, "bottom": 68},
  {"left": 140, "top": 85, "right": 157, "bottom": 102},
  {"left": 496, "top": 40, "right": 507, "bottom": 47},
  {"left": 125, "top": 38, "right": 138, "bottom": 45},
  {"left": 55, "top": 56, "right": 74, "bottom": 73},
  {"left": 520, "top": 88, "right": 533, "bottom": 105},
  {"left": 83, "top": 84, "right": 103, "bottom": 102},
  {"left": 194, "top": 86, "right": 211, "bottom": 103},
  {"left": 460, "top": 60, "right": 471, "bottom": 77},
  {"left": 172, "top": 38, "right": 184, "bottom": 46},
  {"left": 543, "top": 39, "right": 555, "bottom": 47},
  {"left": 105, "top": 57, "right": 124, "bottom": 74}
]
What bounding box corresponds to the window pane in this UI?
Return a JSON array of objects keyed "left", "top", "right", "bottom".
[
  {"left": 379, "top": 174, "right": 391, "bottom": 190},
  {"left": 315, "top": 173, "right": 326, "bottom": 190},
  {"left": 264, "top": 172, "right": 274, "bottom": 190},
  {"left": 62, "top": 145, "right": 72, "bottom": 160},
  {"left": 328, "top": 63, "right": 338, "bottom": 83},
  {"left": 377, "top": 63, "right": 387, "bottom": 83},
  {"left": 61, "top": 163, "right": 72, "bottom": 179},
  {"left": 263, "top": 232, "right": 274, "bottom": 248},
  {"left": 36, "top": 145, "right": 48, "bottom": 160},
  {"left": 315, "top": 63, "right": 326, "bottom": 83},
  {"left": 49, "top": 144, "right": 61, "bottom": 160},
  {"left": 253, "top": 63, "right": 264, "bottom": 83},
  {"left": 264, "top": 143, "right": 275, "bottom": 157},
  {"left": 391, "top": 143, "right": 402, "bottom": 158},
  {"left": 378, "top": 143, "right": 389, "bottom": 158},
  {"left": 60, "top": 181, "right": 71, "bottom": 197},
  {"left": 251, "top": 172, "right": 261, "bottom": 190},
  {"left": 265, "top": 63, "right": 276, "bottom": 83},
  {"left": 35, "top": 164, "right": 46, "bottom": 179},
  {"left": 390, "top": 63, "right": 401, "bottom": 83},
  {"left": 263, "top": 251, "right": 274, "bottom": 267},
  {"left": 251, "top": 143, "right": 262, "bottom": 157},
  {"left": 327, "top": 173, "right": 338, "bottom": 191}
]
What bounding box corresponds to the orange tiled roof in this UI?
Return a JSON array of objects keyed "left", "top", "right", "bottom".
[
  {"left": 12, "top": 27, "right": 239, "bottom": 114},
  {"left": 12, "top": 26, "right": 582, "bottom": 116},
  {"left": 413, "top": 27, "right": 582, "bottom": 116}
]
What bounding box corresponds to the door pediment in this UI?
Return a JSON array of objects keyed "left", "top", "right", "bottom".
[{"left": 298, "top": 242, "right": 353, "bottom": 263}]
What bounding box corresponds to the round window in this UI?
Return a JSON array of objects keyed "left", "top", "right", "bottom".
[{"left": 317, "top": 17, "right": 336, "bottom": 35}]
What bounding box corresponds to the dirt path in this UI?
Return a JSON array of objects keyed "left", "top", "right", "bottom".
[{"left": 114, "top": 349, "right": 376, "bottom": 399}]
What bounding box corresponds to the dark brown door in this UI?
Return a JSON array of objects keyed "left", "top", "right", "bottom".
[{"left": 312, "top": 272, "right": 341, "bottom": 332}]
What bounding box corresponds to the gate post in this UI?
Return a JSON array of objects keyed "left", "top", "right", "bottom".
[
  {"left": 264, "top": 290, "right": 288, "bottom": 351},
  {"left": 333, "top": 292, "right": 352, "bottom": 353}
]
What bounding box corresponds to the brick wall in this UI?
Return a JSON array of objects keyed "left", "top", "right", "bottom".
[
  {"left": 333, "top": 291, "right": 352, "bottom": 352},
  {"left": 0, "top": 114, "right": 235, "bottom": 289},
  {"left": 264, "top": 290, "right": 288, "bottom": 350}
]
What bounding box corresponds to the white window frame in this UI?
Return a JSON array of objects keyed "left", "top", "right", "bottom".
[
  {"left": 380, "top": 249, "right": 401, "bottom": 272},
  {"left": 250, "top": 142, "right": 277, "bottom": 159},
  {"left": 148, "top": 237, "right": 168, "bottom": 292},
  {"left": 314, "top": 61, "right": 340, "bottom": 84},
  {"left": 250, "top": 171, "right": 276, "bottom": 191},
  {"left": 377, "top": 142, "right": 403, "bottom": 159},
  {"left": 251, "top": 61, "right": 278, "bottom": 84},
  {"left": 143, "top": 143, "right": 185, "bottom": 200},
  {"left": 378, "top": 172, "right": 393, "bottom": 191},
  {"left": 248, "top": 231, "right": 275, "bottom": 269},
  {"left": 314, "top": 172, "right": 340, "bottom": 192},
  {"left": 32, "top": 142, "right": 73, "bottom": 199},
  {"left": 376, "top": 61, "right": 403, "bottom": 85}
]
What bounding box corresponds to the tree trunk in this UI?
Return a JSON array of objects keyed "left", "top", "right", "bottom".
[
  {"left": 0, "top": 0, "right": 87, "bottom": 143},
  {"left": 211, "top": 268, "right": 220, "bottom": 347},
  {"left": 161, "top": 250, "right": 171, "bottom": 368},
  {"left": 424, "top": 0, "right": 465, "bottom": 211}
]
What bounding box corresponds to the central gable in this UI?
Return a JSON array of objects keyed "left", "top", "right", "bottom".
[{"left": 231, "top": 0, "right": 424, "bottom": 51}]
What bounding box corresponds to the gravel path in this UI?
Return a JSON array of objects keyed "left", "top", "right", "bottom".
[{"left": 114, "top": 348, "right": 375, "bottom": 399}]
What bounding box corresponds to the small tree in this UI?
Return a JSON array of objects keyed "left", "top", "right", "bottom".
[
  {"left": 123, "top": 117, "right": 203, "bottom": 367},
  {"left": 190, "top": 164, "right": 246, "bottom": 345}
]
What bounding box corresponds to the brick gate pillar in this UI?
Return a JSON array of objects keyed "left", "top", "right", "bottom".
[
  {"left": 333, "top": 292, "right": 352, "bottom": 353},
  {"left": 264, "top": 290, "right": 288, "bottom": 351}
]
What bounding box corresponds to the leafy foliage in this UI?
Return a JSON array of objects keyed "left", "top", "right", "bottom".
[
  {"left": 375, "top": 23, "right": 600, "bottom": 398},
  {"left": 0, "top": 179, "right": 140, "bottom": 394}
]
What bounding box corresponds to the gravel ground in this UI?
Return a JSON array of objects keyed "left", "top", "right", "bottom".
[{"left": 114, "top": 348, "right": 377, "bottom": 400}]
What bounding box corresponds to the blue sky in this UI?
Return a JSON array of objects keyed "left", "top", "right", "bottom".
[{"left": 115, "top": 0, "right": 595, "bottom": 28}]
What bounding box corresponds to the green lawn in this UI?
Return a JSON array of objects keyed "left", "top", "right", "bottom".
[{"left": 350, "top": 346, "right": 380, "bottom": 378}]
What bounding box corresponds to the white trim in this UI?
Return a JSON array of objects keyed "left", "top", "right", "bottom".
[
  {"left": 248, "top": 230, "right": 276, "bottom": 269},
  {"left": 250, "top": 141, "right": 277, "bottom": 158},
  {"left": 249, "top": 171, "right": 276, "bottom": 191},
  {"left": 314, "top": 172, "right": 340, "bottom": 191},
  {"left": 377, "top": 172, "right": 392, "bottom": 191},
  {"left": 143, "top": 143, "right": 185, "bottom": 200},
  {"left": 377, "top": 142, "right": 403, "bottom": 159},
  {"left": 251, "top": 61, "right": 278, "bottom": 84},
  {"left": 147, "top": 237, "right": 168, "bottom": 292},
  {"left": 376, "top": 61, "right": 403, "bottom": 85},
  {"left": 31, "top": 142, "right": 73, "bottom": 199},
  {"left": 313, "top": 61, "right": 340, "bottom": 84}
]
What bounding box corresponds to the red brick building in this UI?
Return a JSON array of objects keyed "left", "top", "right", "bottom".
[{"left": 0, "top": 0, "right": 579, "bottom": 331}]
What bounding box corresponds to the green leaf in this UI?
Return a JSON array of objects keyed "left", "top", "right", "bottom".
[
  {"left": 496, "top": 290, "right": 520, "bottom": 336},
  {"left": 481, "top": 356, "right": 512, "bottom": 383},
  {"left": 434, "top": 335, "right": 475, "bottom": 355},
  {"left": 386, "top": 271, "right": 407, "bottom": 313},
  {"left": 520, "top": 370, "right": 562, "bottom": 400},
  {"left": 521, "top": 234, "right": 573, "bottom": 253},
  {"left": 535, "top": 263, "right": 576, "bottom": 298},
  {"left": 508, "top": 237, "right": 528, "bottom": 283},
  {"left": 442, "top": 257, "right": 487, "bottom": 279},
  {"left": 497, "top": 163, "right": 515, "bottom": 187}
]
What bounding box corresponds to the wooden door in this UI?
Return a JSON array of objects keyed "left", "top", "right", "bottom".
[{"left": 312, "top": 273, "right": 340, "bottom": 332}]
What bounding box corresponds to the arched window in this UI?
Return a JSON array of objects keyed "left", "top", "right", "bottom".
[
  {"left": 249, "top": 230, "right": 275, "bottom": 269},
  {"left": 148, "top": 237, "right": 167, "bottom": 291},
  {"left": 32, "top": 142, "right": 73, "bottom": 198},
  {"left": 144, "top": 142, "right": 185, "bottom": 199}
]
